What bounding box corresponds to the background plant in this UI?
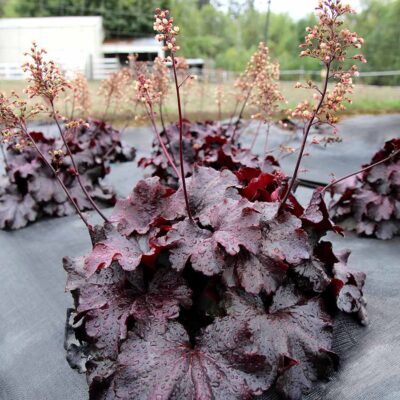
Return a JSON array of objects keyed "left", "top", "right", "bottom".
[{"left": 329, "top": 138, "right": 400, "bottom": 239}]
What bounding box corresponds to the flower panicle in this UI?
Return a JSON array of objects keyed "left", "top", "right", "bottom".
[
  {"left": 153, "top": 8, "right": 180, "bottom": 54},
  {"left": 151, "top": 57, "right": 170, "bottom": 104},
  {"left": 0, "top": 91, "right": 45, "bottom": 150},
  {"left": 66, "top": 73, "right": 91, "bottom": 116},
  {"left": 246, "top": 44, "right": 285, "bottom": 122},
  {"left": 22, "top": 41, "right": 71, "bottom": 103},
  {"left": 292, "top": 0, "right": 366, "bottom": 124}
]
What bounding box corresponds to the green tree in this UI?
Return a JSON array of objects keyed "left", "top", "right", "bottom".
[
  {"left": 8, "top": 0, "right": 170, "bottom": 38},
  {"left": 354, "top": 0, "right": 400, "bottom": 84}
]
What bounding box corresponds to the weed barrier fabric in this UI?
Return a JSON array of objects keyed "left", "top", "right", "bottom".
[{"left": 0, "top": 189, "right": 399, "bottom": 400}]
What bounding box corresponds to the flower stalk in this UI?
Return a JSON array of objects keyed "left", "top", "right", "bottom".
[
  {"left": 49, "top": 100, "right": 109, "bottom": 223},
  {"left": 154, "top": 8, "right": 193, "bottom": 221},
  {"left": 171, "top": 54, "right": 193, "bottom": 221},
  {"left": 280, "top": 0, "right": 366, "bottom": 208}
]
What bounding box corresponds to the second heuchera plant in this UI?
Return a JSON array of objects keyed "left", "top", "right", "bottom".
[
  {"left": 60, "top": 2, "right": 385, "bottom": 400},
  {"left": 0, "top": 47, "right": 136, "bottom": 230},
  {"left": 330, "top": 138, "right": 400, "bottom": 239}
]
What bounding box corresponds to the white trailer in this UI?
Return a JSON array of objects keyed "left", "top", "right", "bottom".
[{"left": 0, "top": 16, "right": 104, "bottom": 79}]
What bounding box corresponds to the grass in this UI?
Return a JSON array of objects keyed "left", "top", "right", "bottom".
[{"left": 1, "top": 79, "right": 399, "bottom": 127}]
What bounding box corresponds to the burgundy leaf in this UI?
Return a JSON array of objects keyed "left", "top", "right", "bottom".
[
  {"left": 111, "top": 177, "right": 174, "bottom": 235},
  {"left": 302, "top": 188, "right": 343, "bottom": 235},
  {"left": 330, "top": 138, "right": 399, "bottom": 239},
  {"left": 162, "top": 198, "right": 262, "bottom": 276},
  {"left": 84, "top": 224, "right": 153, "bottom": 276},
  {"left": 98, "top": 319, "right": 269, "bottom": 400},
  {"left": 223, "top": 252, "right": 287, "bottom": 295},
  {"left": 225, "top": 286, "right": 336, "bottom": 400},
  {"left": 291, "top": 257, "right": 331, "bottom": 293},
  {"left": 160, "top": 219, "right": 227, "bottom": 275},
  {"left": 331, "top": 250, "right": 368, "bottom": 324},
  {"left": 130, "top": 269, "right": 192, "bottom": 321},
  {"left": 64, "top": 262, "right": 191, "bottom": 374},
  {"left": 260, "top": 206, "right": 311, "bottom": 265},
  {"left": 0, "top": 192, "right": 38, "bottom": 229},
  {"left": 163, "top": 166, "right": 241, "bottom": 221}
]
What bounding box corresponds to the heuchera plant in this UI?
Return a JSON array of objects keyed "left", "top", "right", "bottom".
[
  {"left": 0, "top": 119, "right": 135, "bottom": 229},
  {"left": 329, "top": 138, "right": 400, "bottom": 239},
  {"left": 0, "top": 45, "right": 135, "bottom": 230},
  {"left": 61, "top": 3, "right": 378, "bottom": 399},
  {"left": 139, "top": 120, "right": 280, "bottom": 188}
]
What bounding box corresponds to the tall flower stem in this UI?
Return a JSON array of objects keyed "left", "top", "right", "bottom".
[
  {"left": 23, "top": 127, "right": 92, "bottom": 232},
  {"left": 250, "top": 120, "right": 263, "bottom": 151},
  {"left": 231, "top": 88, "right": 252, "bottom": 143},
  {"left": 50, "top": 100, "right": 109, "bottom": 223},
  {"left": 171, "top": 54, "right": 193, "bottom": 221},
  {"left": 146, "top": 103, "right": 180, "bottom": 179},
  {"left": 158, "top": 102, "right": 178, "bottom": 166},
  {"left": 262, "top": 123, "right": 271, "bottom": 170},
  {"left": 280, "top": 63, "right": 331, "bottom": 208},
  {"left": 159, "top": 103, "right": 167, "bottom": 134}
]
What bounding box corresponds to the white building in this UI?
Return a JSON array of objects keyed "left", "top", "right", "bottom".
[
  {"left": 0, "top": 16, "right": 103, "bottom": 78},
  {"left": 0, "top": 16, "right": 164, "bottom": 80}
]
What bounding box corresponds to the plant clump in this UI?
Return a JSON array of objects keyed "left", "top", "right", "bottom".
[
  {"left": 0, "top": 119, "right": 135, "bottom": 229},
  {"left": 329, "top": 138, "right": 400, "bottom": 239},
  {"left": 65, "top": 164, "right": 367, "bottom": 400},
  {"left": 139, "top": 120, "right": 280, "bottom": 188}
]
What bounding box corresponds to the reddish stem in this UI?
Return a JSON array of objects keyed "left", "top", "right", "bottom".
[
  {"left": 159, "top": 102, "right": 178, "bottom": 166},
  {"left": 322, "top": 149, "right": 400, "bottom": 194},
  {"left": 23, "top": 127, "right": 92, "bottom": 232},
  {"left": 171, "top": 54, "right": 193, "bottom": 221},
  {"left": 231, "top": 87, "right": 252, "bottom": 143},
  {"left": 280, "top": 62, "right": 331, "bottom": 207},
  {"left": 146, "top": 103, "right": 180, "bottom": 179},
  {"left": 250, "top": 120, "right": 263, "bottom": 150},
  {"left": 50, "top": 100, "right": 109, "bottom": 223}
]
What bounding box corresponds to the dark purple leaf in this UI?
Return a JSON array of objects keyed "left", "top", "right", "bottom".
[
  {"left": 161, "top": 198, "right": 262, "bottom": 275},
  {"left": 223, "top": 252, "right": 287, "bottom": 295},
  {"left": 291, "top": 257, "right": 331, "bottom": 293},
  {"left": 130, "top": 269, "right": 192, "bottom": 321},
  {"left": 330, "top": 138, "right": 399, "bottom": 239},
  {"left": 84, "top": 224, "right": 154, "bottom": 276},
  {"left": 0, "top": 192, "right": 38, "bottom": 229},
  {"left": 163, "top": 166, "right": 241, "bottom": 222},
  {"left": 111, "top": 177, "right": 174, "bottom": 235},
  {"left": 302, "top": 188, "right": 343, "bottom": 236},
  {"left": 260, "top": 206, "right": 312, "bottom": 265},
  {"left": 98, "top": 319, "right": 269, "bottom": 400},
  {"left": 225, "top": 286, "right": 336, "bottom": 399},
  {"left": 331, "top": 250, "right": 368, "bottom": 324}
]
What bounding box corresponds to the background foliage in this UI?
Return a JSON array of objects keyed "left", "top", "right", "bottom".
[{"left": 2, "top": 0, "right": 400, "bottom": 83}]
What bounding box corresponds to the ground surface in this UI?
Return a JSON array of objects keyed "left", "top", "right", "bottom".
[{"left": 0, "top": 114, "right": 399, "bottom": 400}]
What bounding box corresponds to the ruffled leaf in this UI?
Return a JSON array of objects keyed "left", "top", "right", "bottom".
[{"left": 96, "top": 320, "right": 269, "bottom": 400}]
